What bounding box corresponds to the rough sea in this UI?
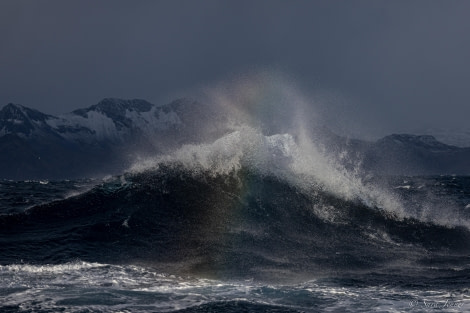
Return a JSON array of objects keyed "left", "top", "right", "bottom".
[{"left": 1, "top": 128, "right": 469, "bottom": 312}]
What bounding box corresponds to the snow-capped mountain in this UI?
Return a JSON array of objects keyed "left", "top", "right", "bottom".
[
  {"left": 46, "top": 98, "right": 182, "bottom": 143},
  {"left": 1, "top": 99, "right": 469, "bottom": 179},
  {"left": 419, "top": 128, "right": 470, "bottom": 148},
  {"left": 0, "top": 103, "right": 59, "bottom": 138},
  {"left": 362, "top": 134, "right": 470, "bottom": 175},
  {"left": 1, "top": 98, "right": 221, "bottom": 145},
  {"left": 0, "top": 98, "right": 224, "bottom": 179}
]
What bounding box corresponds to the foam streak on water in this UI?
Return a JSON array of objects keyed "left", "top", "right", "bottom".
[{"left": 1, "top": 261, "right": 469, "bottom": 313}]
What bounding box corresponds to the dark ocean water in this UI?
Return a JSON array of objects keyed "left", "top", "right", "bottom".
[
  {"left": 1, "top": 170, "right": 469, "bottom": 312},
  {"left": 1, "top": 130, "right": 470, "bottom": 312}
]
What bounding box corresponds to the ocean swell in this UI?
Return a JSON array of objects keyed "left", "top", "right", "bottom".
[{"left": 1, "top": 131, "right": 469, "bottom": 281}]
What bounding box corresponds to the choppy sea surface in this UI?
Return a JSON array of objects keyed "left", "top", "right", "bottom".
[{"left": 1, "top": 130, "right": 470, "bottom": 312}]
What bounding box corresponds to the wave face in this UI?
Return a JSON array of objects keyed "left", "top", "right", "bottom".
[{"left": 1, "top": 167, "right": 470, "bottom": 312}]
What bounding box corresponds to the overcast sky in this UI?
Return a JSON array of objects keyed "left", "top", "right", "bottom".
[{"left": 1, "top": 0, "right": 469, "bottom": 139}]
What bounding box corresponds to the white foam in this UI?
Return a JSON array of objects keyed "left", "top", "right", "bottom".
[
  {"left": 129, "top": 126, "right": 405, "bottom": 221},
  {"left": 1, "top": 261, "right": 468, "bottom": 312},
  {"left": 1, "top": 261, "right": 107, "bottom": 274},
  {"left": 125, "top": 73, "right": 468, "bottom": 228},
  {"left": 394, "top": 185, "right": 411, "bottom": 189}
]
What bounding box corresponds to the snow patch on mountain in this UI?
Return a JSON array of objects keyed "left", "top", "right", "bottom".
[
  {"left": 47, "top": 111, "right": 121, "bottom": 142},
  {"left": 124, "top": 105, "right": 181, "bottom": 136}
]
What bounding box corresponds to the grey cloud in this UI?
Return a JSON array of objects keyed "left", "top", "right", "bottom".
[{"left": 1, "top": 0, "right": 469, "bottom": 139}]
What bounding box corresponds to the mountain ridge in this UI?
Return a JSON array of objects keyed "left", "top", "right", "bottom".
[
  {"left": 0, "top": 99, "right": 200, "bottom": 179},
  {"left": 1, "top": 99, "right": 469, "bottom": 179}
]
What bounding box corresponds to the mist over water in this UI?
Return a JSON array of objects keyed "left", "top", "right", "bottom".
[
  {"left": 131, "top": 72, "right": 466, "bottom": 228},
  {"left": 2, "top": 73, "right": 470, "bottom": 312}
]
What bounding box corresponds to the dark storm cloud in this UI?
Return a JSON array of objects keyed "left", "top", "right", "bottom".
[{"left": 1, "top": 0, "right": 469, "bottom": 137}]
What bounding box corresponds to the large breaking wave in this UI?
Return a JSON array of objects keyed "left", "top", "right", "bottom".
[
  {"left": 1, "top": 74, "right": 470, "bottom": 287},
  {"left": 1, "top": 127, "right": 469, "bottom": 283}
]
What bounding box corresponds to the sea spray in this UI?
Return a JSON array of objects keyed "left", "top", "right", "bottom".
[{"left": 2, "top": 74, "right": 470, "bottom": 312}]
